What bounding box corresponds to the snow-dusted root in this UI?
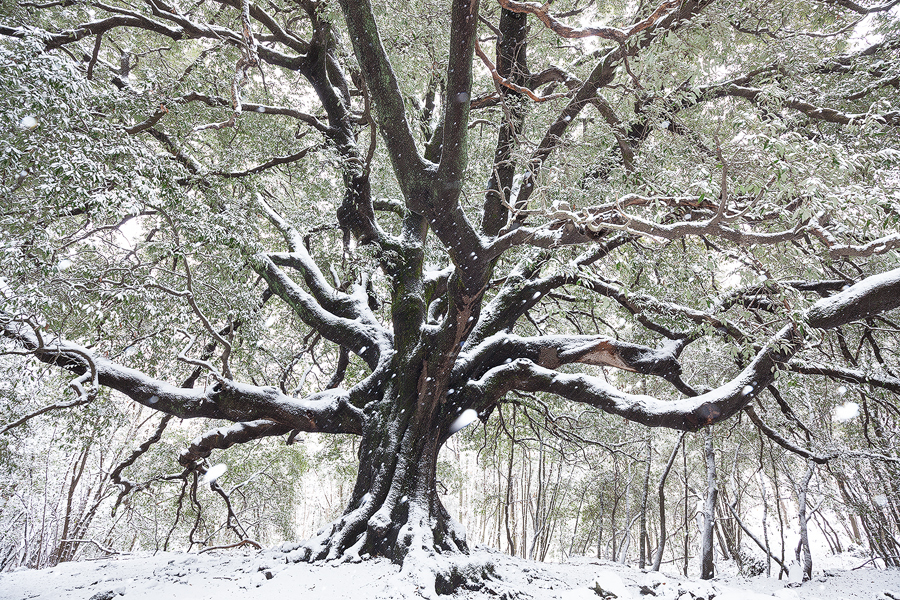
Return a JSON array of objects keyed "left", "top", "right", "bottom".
[
  {"left": 277, "top": 497, "right": 518, "bottom": 598},
  {"left": 281, "top": 493, "right": 466, "bottom": 562},
  {"left": 394, "top": 520, "right": 507, "bottom": 599}
]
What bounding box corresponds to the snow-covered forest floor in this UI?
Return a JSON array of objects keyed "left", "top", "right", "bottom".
[{"left": 2, "top": 547, "right": 899, "bottom": 600}]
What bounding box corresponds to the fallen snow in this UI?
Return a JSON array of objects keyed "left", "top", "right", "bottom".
[{"left": 2, "top": 548, "right": 898, "bottom": 600}]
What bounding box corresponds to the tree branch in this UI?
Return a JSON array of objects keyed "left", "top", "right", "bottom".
[
  {"left": 1, "top": 316, "right": 365, "bottom": 433},
  {"left": 496, "top": 0, "right": 682, "bottom": 42},
  {"left": 467, "top": 268, "right": 900, "bottom": 430},
  {"left": 250, "top": 253, "right": 388, "bottom": 370},
  {"left": 336, "top": 0, "right": 429, "bottom": 190}
]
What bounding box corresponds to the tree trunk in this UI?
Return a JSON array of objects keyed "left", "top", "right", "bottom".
[
  {"left": 683, "top": 439, "right": 690, "bottom": 577},
  {"left": 291, "top": 365, "right": 466, "bottom": 566},
  {"left": 654, "top": 433, "right": 684, "bottom": 571},
  {"left": 758, "top": 470, "right": 772, "bottom": 577},
  {"left": 639, "top": 433, "right": 652, "bottom": 569},
  {"left": 795, "top": 460, "right": 815, "bottom": 582},
  {"left": 700, "top": 428, "right": 717, "bottom": 580}
]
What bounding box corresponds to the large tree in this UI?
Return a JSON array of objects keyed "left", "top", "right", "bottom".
[{"left": 2, "top": 0, "right": 900, "bottom": 590}]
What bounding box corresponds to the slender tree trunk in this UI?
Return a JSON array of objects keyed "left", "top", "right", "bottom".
[
  {"left": 770, "top": 444, "right": 787, "bottom": 579},
  {"left": 795, "top": 460, "right": 815, "bottom": 581},
  {"left": 54, "top": 446, "right": 90, "bottom": 565},
  {"left": 568, "top": 485, "right": 588, "bottom": 558},
  {"left": 639, "top": 433, "right": 652, "bottom": 569},
  {"left": 700, "top": 428, "right": 717, "bottom": 580},
  {"left": 653, "top": 433, "right": 684, "bottom": 571},
  {"left": 683, "top": 438, "right": 689, "bottom": 577},
  {"left": 726, "top": 499, "right": 788, "bottom": 574},
  {"left": 504, "top": 408, "right": 516, "bottom": 556},
  {"left": 758, "top": 471, "right": 772, "bottom": 577}
]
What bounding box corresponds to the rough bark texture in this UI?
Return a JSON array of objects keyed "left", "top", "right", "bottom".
[{"left": 4, "top": 0, "right": 900, "bottom": 586}]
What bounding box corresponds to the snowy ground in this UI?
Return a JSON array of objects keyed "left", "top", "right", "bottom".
[{"left": 2, "top": 547, "right": 899, "bottom": 600}]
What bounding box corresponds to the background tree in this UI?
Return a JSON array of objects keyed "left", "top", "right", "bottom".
[{"left": 2, "top": 0, "right": 900, "bottom": 591}]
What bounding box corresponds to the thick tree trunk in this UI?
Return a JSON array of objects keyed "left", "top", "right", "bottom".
[
  {"left": 294, "top": 390, "right": 465, "bottom": 564},
  {"left": 284, "top": 354, "right": 503, "bottom": 597}
]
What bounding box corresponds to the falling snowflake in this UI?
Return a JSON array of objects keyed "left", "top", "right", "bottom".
[
  {"left": 832, "top": 402, "right": 859, "bottom": 422},
  {"left": 202, "top": 463, "right": 227, "bottom": 485},
  {"left": 448, "top": 409, "right": 478, "bottom": 435}
]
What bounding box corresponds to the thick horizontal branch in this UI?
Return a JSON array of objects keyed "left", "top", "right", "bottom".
[
  {"left": 1, "top": 317, "right": 364, "bottom": 434},
  {"left": 456, "top": 333, "right": 684, "bottom": 387},
  {"left": 467, "top": 268, "right": 900, "bottom": 431},
  {"left": 178, "top": 419, "right": 291, "bottom": 467},
  {"left": 468, "top": 340, "right": 788, "bottom": 430}
]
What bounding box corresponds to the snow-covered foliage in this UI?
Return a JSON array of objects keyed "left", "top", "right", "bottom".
[{"left": 1, "top": 0, "right": 899, "bottom": 592}]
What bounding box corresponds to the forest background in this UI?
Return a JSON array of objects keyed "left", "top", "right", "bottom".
[{"left": 1, "top": 0, "right": 899, "bottom": 590}]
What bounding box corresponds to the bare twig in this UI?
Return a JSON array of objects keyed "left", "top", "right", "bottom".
[{"left": 497, "top": 0, "right": 681, "bottom": 42}]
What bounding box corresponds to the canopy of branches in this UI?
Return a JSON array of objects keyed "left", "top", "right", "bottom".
[{"left": 1, "top": 0, "right": 899, "bottom": 580}]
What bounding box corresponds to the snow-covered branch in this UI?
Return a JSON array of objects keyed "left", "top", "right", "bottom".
[
  {"left": 456, "top": 333, "right": 684, "bottom": 387},
  {"left": 467, "top": 268, "right": 900, "bottom": 431},
  {"left": 178, "top": 419, "right": 292, "bottom": 467},
  {"left": 1, "top": 316, "right": 365, "bottom": 434},
  {"left": 251, "top": 253, "right": 388, "bottom": 370}
]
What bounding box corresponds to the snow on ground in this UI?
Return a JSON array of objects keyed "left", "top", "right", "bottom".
[{"left": 2, "top": 547, "right": 899, "bottom": 600}]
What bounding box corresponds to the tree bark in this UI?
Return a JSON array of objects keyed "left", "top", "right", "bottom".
[
  {"left": 700, "top": 428, "right": 717, "bottom": 580},
  {"left": 795, "top": 460, "right": 815, "bottom": 581},
  {"left": 653, "top": 433, "right": 684, "bottom": 571},
  {"left": 639, "top": 433, "right": 652, "bottom": 569}
]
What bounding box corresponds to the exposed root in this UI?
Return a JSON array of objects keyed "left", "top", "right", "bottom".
[{"left": 274, "top": 504, "right": 526, "bottom": 598}]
